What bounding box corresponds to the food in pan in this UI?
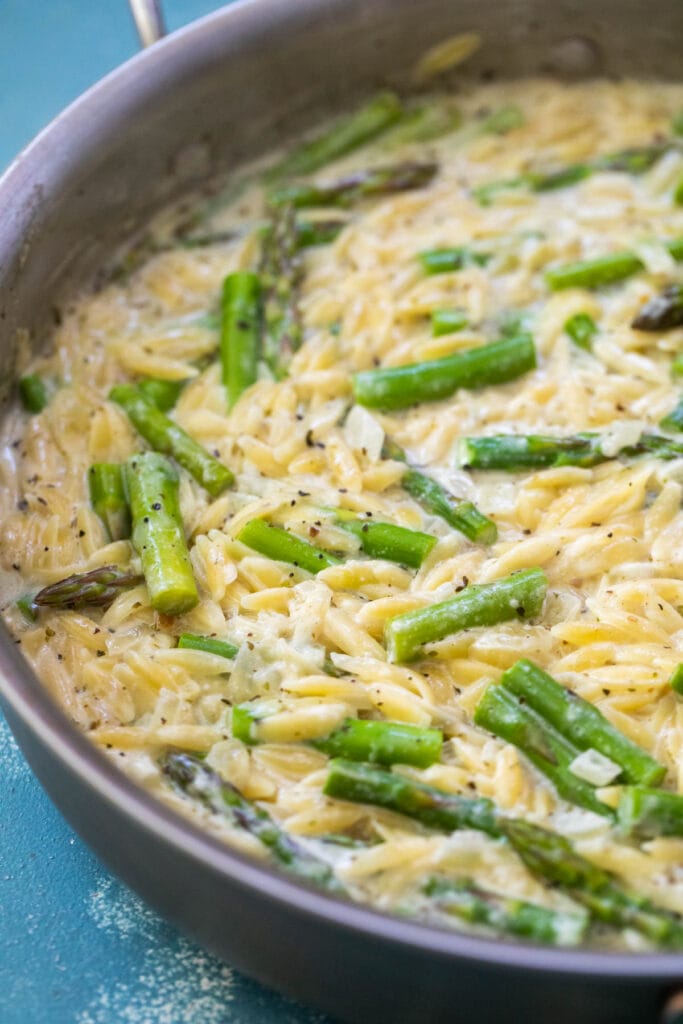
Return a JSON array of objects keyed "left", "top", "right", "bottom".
[{"left": 5, "top": 78, "right": 683, "bottom": 950}]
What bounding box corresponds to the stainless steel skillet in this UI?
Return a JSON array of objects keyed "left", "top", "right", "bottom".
[{"left": 2, "top": 2, "right": 683, "bottom": 1021}]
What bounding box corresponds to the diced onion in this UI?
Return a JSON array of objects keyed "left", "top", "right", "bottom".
[{"left": 569, "top": 748, "right": 621, "bottom": 786}]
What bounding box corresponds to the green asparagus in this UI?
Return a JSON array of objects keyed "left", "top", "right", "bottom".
[
  {"left": 330, "top": 509, "right": 436, "bottom": 568},
  {"left": 431, "top": 308, "right": 469, "bottom": 336},
  {"left": 457, "top": 431, "right": 683, "bottom": 472},
  {"left": 660, "top": 399, "right": 683, "bottom": 433},
  {"left": 110, "top": 384, "right": 234, "bottom": 497},
  {"left": 295, "top": 218, "right": 346, "bottom": 248},
  {"left": 15, "top": 594, "right": 37, "bottom": 622},
  {"left": 546, "top": 237, "right": 683, "bottom": 290},
  {"left": 324, "top": 758, "right": 500, "bottom": 836},
  {"left": 382, "top": 102, "right": 462, "bottom": 146},
  {"left": 385, "top": 567, "right": 547, "bottom": 663},
  {"left": 502, "top": 660, "right": 664, "bottom": 785},
  {"left": 137, "top": 378, "right": 186, "bottom": 412},
  {"left": 270, "top": 162, "right": 437, "bottom": 209},
  {"left": 424, "top": 876, "right": 588, "bottom": 945},
  {"left": 125, "top": 452, "right": 198, "bottom": 615},
  {"left": 500, "top": 817, "right": 683, "bottom": 946},
  {"left": 419, "top": 247, "right": 491, "bottom": 275},
  {"left": 259, "top": 203, "right": 304, "bottom": 379},
  {"left": 474, "top": 683, "right": 615, "bottom": 817},
  {"left": 669, "top": 664, "right": 683, "bottom": 695},
  {"left": 632, "top": 284, "right": 683, "bottom": 331},
  {"left": 161, "top": 751, "right": 345, "bottom": 894},
  {"left": 353, "top": 333, "right": 536, "bottom": 411},
  {"left": 33, "top": 565, "right": 143, "bottom": 610},
  {"left": 268, "top": 92, "right": 403, "bottom": 180},
  {"left": 313, "top": 719, "right": 443, "bottom": 767},
  {"left": 220, "top": 271, "right": 262, "bottom": 409},
  {"left": 618, "top": 786, "right": 683, "bottom": 839},
  {"left": 479, "top": 105, "right": 525, "bottom": 135},
  {"left": 177, "top": 633, "right": 239, "bottom": 659},
  {"left": 88, "top": 463, "right": 131, "bottom": 541},
  {"left": 18, "top": 373, "right": 49, "bottom": 413},
  {"left": 564, "top": 312, "right": 598, "bottom": 351},
  {"left": 382, "top": 438, "right": 497, "bottom": 544},
  {"left": 237, "top": 518, "right": 341, "bottom": 574}
]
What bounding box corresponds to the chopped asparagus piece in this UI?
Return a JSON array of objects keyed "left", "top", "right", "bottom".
[
  {"left": 457, "top": 431, "right": 683, "bottom": 472},
  {"left": 324, "top": 758, "right": 500, "bottom": 836},
  {"left": 137, "top": 378, "right": 186, "bottom": 412},
  {"left": 313, "top": 719, "right": 443, "bottom": 768},
  {"left": 618, "top": 786, "right": 683, "bottom": 839},
  {"left": 330, "top": 509, "right": 436, "bottom": 569},
  {"left": 161, "top": 751, "right": 345, "bottom": 894},
  {"left": 110, "top": 384, "right": 234, "bottom": 497},
  {"left": 220, "top": 271, "right": 262, "bottom": 409},
  {"left": 125, "top": 452, "right": 198, "bottom": 615},
  {"left": 382, "top": 102, "right": 462, "bottom": 146},
  {"left": 500, "top": 817, "right": 683, "bottom": 947},
  {"left": 564, "top": 312, "right": 598, "bottom": 351},
  {"left": 431, "top": 308, "right": 469, "bottom": 336},
  {"left": 268, "top": 92, "right": 403, "bottom": 179},
  {"left": 177, "top": 633, "right": 239, "bottom": 659},
  {"left": 353, "top": 333, "right": 536, "bottom": 411},
  {"left": 419, "top": 247, "right": 491, "bottom": 275},
  {"left": 660, "top": 398, "right": 683, "bottom": 432},
  {"left": 632, "top": 284, "right": 683, "bottom": 331},
  {"left": 669, "top": 664, "right": 683, "bottom": 694},
  {"left": 546, "top": 237, "right": 683, "bottom": 290},
  {"left": 424, "top": 876, "right": 588, "bottom": 945},
  {"left": 33, "top": 566, "right": 143, "bottom": 611},
  {"left": 295, "top": 218, "right": 346, "bottom": 248},
  {"left": 88, "top": 463, "right": 131, "bottom": 541},
  {"left": 237, "top": 518, "right": 341, "bottom": 574},
  {"left": 270, "top": 162, "right": 437, "bottom": 209},
  {"left": 385, "top": 567, "right": 547, "bottom": 663},
  {"left": 260, "top": 203, "right": 304, "bottom": 379},
  {"left": 18, "top": 373, "right": 49, "bottom": 413},
  {"left": 16, "top": 594, "right": 38, "bottom": 622}
]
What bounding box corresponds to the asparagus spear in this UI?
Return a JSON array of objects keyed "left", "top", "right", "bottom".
[
  {"left": 259, "top": 203, "right": 304, "bottom": 379},
  {"left": 674, "top": 176, "right": 683, "bottom": 207},
  {"left": 382, "top": 438, "right": 497, "bottom": 545},
  {"left": 33, "top": 565, "right": 143, "bottom": 610},
  {"left": 618, "top": 786, "right": 683, "bottom": 839},
  {"left": 424, "top": 876, "right": 588, "bottom": 945},
  {"left": 500, "top": 660, "right": 664, "bottom": 784},
  {"left": 125, "top": 452, "right": 198, "bottom": 615},
  {"left": 632, "top": 284, "right": 683, "bottom": 331},
  {"left": 545, "top": 237, "right": 683, "bottom": 290},
  {"left": 313, "top": 719, "right": 443, "bottom": 768},
  {"left": 237, "top": 518, "right": 341, "bottom": 574},
  {"left": 381, "top": 102, "right": 462, "bottom": 146},
  {"left": 419, "top": 247, "right": 491, "bottom": 275},
  {"left": 500, "top": 817, "right": 683, "bottom": 946},
  {"left": 161, "top": 751, "right": 345, "bottom": 894},
  {"left": 324, "top": 758, "right": 501, "bottom": 836},
  {"left": 353, "top": 333, "right": 536, "bottom": 411},
  {"left": 18, "top": 373, "right": 49, "bottom": 413},
  {"left": 110, "top": 384, "right": 234, "bottom": 498},
  {"left": 660, "top": 399, "right": 683, "bottom": 432},
  {"left": 474, "top": 683, "right": 615, "bottom": 818},
  {"left": 669, "top": 664, "right": 683, "bottom": 694},
  {"left": 385, "top": 567, "right": 547, "bottom": 663},
  {"left": 564, "top": 312, "right": 598, "bottom": 351},
  {"left": 474, "top": 144, "right": 672, "bottom": 205},
  {"left": 479, "top": 105, "right": 525, "bottom": 135},
  {"left": 295, "top": 218, "right": 346, "bottom": 248},
  {"left": 457, "top": 431, "right": 683, "bottom": 472},
  {"left": 270, "top": 162, "right": 437, "bottom": 209},
  {"left": 267, "top": 91, "right": 403, "bottom": 180},
  {"left": 220, "top": 271, "right": 262, "bottom": 409},
  {"left": 177, "top": 633, "right": 239, "bottom": 659},
  {"left": 330, "top": 509, "right": 436, "bottom": 569},
  {"left": 88, "top": 463, "right": 131, "bottom": 541},
  {"left": 137, "top": 378, "right": 186, "bottom": 412},
  {"left": 16, "top": 594, "right": 38, "bottom": 622},
  {"left": 431, "top": 308, "right": 469, "bottom": 336}
]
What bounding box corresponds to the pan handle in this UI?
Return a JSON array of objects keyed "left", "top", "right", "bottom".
[{"left": 128, "top": 0, "right": 166, "bottom": 48}]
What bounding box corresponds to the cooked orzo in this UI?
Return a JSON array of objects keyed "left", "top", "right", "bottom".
[{"left": 6, "top": 78, "right": 683, "bottom": 949}]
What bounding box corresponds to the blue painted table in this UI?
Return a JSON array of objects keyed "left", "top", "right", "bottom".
[{"left": 0, "top": 4, "right": 329, "bottom": 1021}]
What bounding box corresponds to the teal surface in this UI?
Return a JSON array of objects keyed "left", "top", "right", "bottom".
[{"left": 0, "top": 3, "right": 329, "bottom": 1022}]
